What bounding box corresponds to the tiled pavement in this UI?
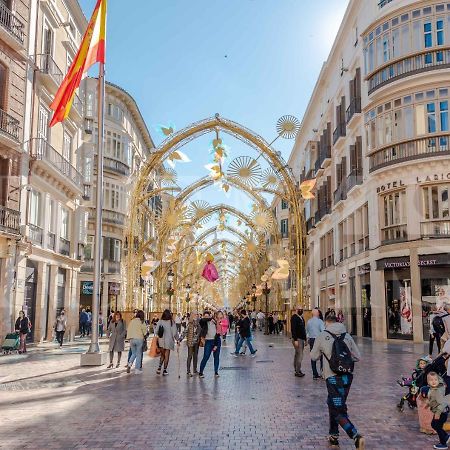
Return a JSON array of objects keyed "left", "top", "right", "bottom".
[{"left": 0, "top": 332, "right": 437, "bottom": 450}]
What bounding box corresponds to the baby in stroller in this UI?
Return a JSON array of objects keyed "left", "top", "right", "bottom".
[{"left": 397, "top": 356, "right": 431, "bottom": 411}]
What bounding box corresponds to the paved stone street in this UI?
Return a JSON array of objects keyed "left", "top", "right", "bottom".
[{"left": 0, "top": 332, "right": 435, "bottom": 450}]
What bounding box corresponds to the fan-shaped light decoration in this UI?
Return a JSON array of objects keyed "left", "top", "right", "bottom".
[
  {"left": 187, "top": 200, "right": 211, "bottom": 225},
  {"left": 300, "top": 178, "right": 317, "bottom": 200},
  {"left": 158, "top": 166, "right": 177, "bottom": 185},
  {"left": 271, "top": 259, "right": 290, "bottom": 280},
  {"left": 158, "top": 201, "right": 188, "bottom": 231},
  {"left": 276, "top": 115, "right": 301, "bottom": 139},
  {"left": 227, "top": 156, "right": 262, "bottom": 187},
  {"left": 261, "top": 167, "right": 280, "bottom": 189},
  {"left": 251, "top": 207, "right": 275, "bottom": 233}
]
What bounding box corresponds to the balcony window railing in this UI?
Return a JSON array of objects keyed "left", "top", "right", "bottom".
[
  {"left": 368, "top": 48, "right": 450, "bottom": 95},
  {"left": 96, "top": 156, "right": 130, "bottom": 176},
  {"left": 35, "top": 54, "right": 63, "bottom": 86},
  {"left": 31, "top": 138, "right": 83, "bottom": 190},
  {"left": 421, "top": 220, "right": 450, "bottom": 238},
  {"left": 77, "top": 243, "right": 85, "bottom": 260},
  {"left": 72, "top": 92, "right": 83, "bottom": 117},
  {"left": 334, "top": 180, "right": 347, "bottom": 205},
  {"left": 47, "top": 231, "right": 56, "bottom": 251},
  {"left": 0, "top": 205, "right": 19, "bottom": 234},
  {"left": 347, "top": 168, "right": 363, "bottom": 191},
  {"left": 108, "top": 260, "right": 121, "bottom": 274},
  {"left": 82, "top": 184, "right": 91, "bottom": 201},
  {"left": 0, "top": 2, "right": 25, "bottom": 44},
  {"left": 0, "top": 107, "right": 19, "bottom": 141},
  {"left": 59, "top": 237, "right": 70, "bottom": 256},
  {"left": 29, "top": 224, "right": 43, "bottom": 245},
  {"left": 369, "top": 135, "right": 450, "bottom": 172},
  {"left": 333, "top": 123, "right": 346, "bottom": 145},
  {"left": 89, "top": 209, "right": 126, "bottom": 226},
  {"left": 381, "top": 224, "right": 408, "bottom": 245},
  {"left": 346, "top": 97, "right": 361, "bottom": 124},
  {"left": 378, "top": 0, "right": 393, "bottom": 8}
]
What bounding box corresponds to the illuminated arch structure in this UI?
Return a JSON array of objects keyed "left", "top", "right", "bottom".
[{"left": 125, "top": 115, "right": 306, "bottom": 310}]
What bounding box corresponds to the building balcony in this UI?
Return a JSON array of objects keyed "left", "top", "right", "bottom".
[
  {"left": 68, "top": 91, "right": 83, "bottom": 120},
  {"left": 77, "top": 243, "right": 85, "bottom": 260},
  {"left": 89, "top": 209, "right": 126, "bottom": 226},
  {"left": 94, "top": 155, "right": 130, "bottom": 176},
  {"left": 314, "top": 205, "right": 331, "bottom": 225},
  {"left": 34, "top": 54, "right": 63, "bottom": 93},
  {"left": 59, "top": 237, "right": 70, "bottom": 256},
  {"left": 0, "top": 107, "right": 20, "bottom": 145},
  {"left": 29, "top": 224, "right": 43, "bottom": 246},
  {"left": 0, "top": 2, "right": 25, "bottom": 51},
  {"left": 381, "top": 224, "right": 408, "bottom": 245},
  {"left": 47, "top": 231, "right": 56, "bottom": 251},
  {"left": 421, "top": 220, "right": 450, "bottom": 239},
  {"left": 107, "top": 260, "right": 121, "bottom": 274},
  {"left": 347, "top": 168, "right": 363, "bottom": 192},
  {"left": 368, "top": 47, "right": 450, "bottom": 95},
  {"left": 369, "top": 135, "right": 450, "bottom": 173},
  {"left": 333, "top": 123, "right": 346, "bottom": 146},
  {"left": 346, "top": 97, "right": 361, "bottom": 128},
  {"left": 81, "top": 259, "right": 93, "bottom": 273},
  {"left": 378, "top": 0, "right": 393, "bottom": 7},
  {"left": 306, "top": 217, "right": 315, "bottom": 232},
  {"left": 333, "top": 180, "right": 347, "bottom": 206},
  {"left": 82, "top": 184, "right": 91, "bottom": 201},
  {"left": 0, "top": 205, "right": 20, "bottom": 235},
  {"left": 31, "top": 138, "right": 83, "bottom": 194}
]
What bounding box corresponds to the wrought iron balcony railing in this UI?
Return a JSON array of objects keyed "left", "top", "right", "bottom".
[
  {"left": 29, "top": 224, "right": 43, "bottom": 245},
  {"left": 0, "top": 205, "right": 19, "bottom": 234},
  {"left": 0, "top": 107, "right": 20, "bottom": 141},
  {"left": 346, "top": 97, "right": 361, "bottom": 124},
  {"left": 347, "top": 168, "right": 363, "bottom": 191},
  {"left": 334, "top": 180, "right": 347, "bottom": 205},
  {"left": 381, "top": 224, "right": 408, "bottom": 245},
  {"left": 333, "top": 123, "right": 346, "bottom": 145},
  {"left": 421, "top": 220, "right": 450, "bottom": 238},
  {"left": 47, "top": 231, "right": 56, "bottom": 251},
  {"left": 0, "top": 2, "right": 25, "bottom": 44},
  {"left": 35, "top": 53, "right": 63, "bottom": 86},
  {"left": 59, "top": 237, "right": 70, "bottom": 256}
]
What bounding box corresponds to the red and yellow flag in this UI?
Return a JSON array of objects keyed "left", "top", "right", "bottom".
[{"left": 50, "top": 0, "right": 107, "bottom": 127}]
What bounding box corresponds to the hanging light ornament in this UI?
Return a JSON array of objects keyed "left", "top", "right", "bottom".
[
  {"left": 227, "top": 156, "right": 262, "bottom": 187},
  {"left": 276, "top": 115, "right": 301, "bottom": 139}
]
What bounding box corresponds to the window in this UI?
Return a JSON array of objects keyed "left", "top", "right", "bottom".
[
  {"left": 29, "top": 190, "right": 41, "bottom": 226},
  {"left": 86, "top": 91, "right": 95, "bottom": 117},
  {"left": 56, "top": 269, "right": 66, "bottom": 316},
  {"left": 63, "top": 131, "right": 72, "bottom": 162},
  {"left": 0, "top": 63, "right": 7, "bottom": 110},
  {"left": 381, "top": 190, "right": 407, "bottom": 243},
  {"left": 60, "top": 207, "right": 69, "bottom": 239},
  {"left": 106, "top": 130, "right": 123, "bottom": 160},
  {"left": 437, "top": 19, "right": 444, "bottom": 45},
  {"left": 38, "top": 104, "right": 49, "bottom": 141},
  {"left": 281, "top": 199, "right": 288, "bottom": 210},
  {"left": 424, "top": 22, "right": 433, "bottom": 48},
  {"left": 427, "top": 102, "right": 436, "bottom": 133},
  {"left": 85, "top": 235, "right": 94, "bottom": 260},
  {"left": 107, "top": 103, "right": 124, "bottom": 122},
  {"left": 440, "top": 101, "right": 448, "bottom": 131},
  {"left": 280, "top": 219, "right": 288, "bottom": 238},
  {"left": 48, "top": 199, "right": 56, "bottom": 233},
  {"left": 422, "top": 185, "right": 450, "bottom": 219}
]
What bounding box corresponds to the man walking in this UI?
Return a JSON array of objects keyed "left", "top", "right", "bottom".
[
  {"left": 291, "top": 308, "right": 306, "bottom": 377},
  {"left": 306, "top": 308, "right": 325, "bottom": 380},
  {"left": 310, "top": 311, "right": 364, "bottom": 449},
  {"left": 256, "top": 310, "right": 265, "bottom": 331},
  {"left": 79, "top": 308, "right": 88, "bottom": 337},
  {"left": 233, "top": 310, "right": 257, "bottom": 357}
]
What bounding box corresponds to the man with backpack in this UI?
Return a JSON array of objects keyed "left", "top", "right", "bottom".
[{"left": 310, "top": 311, "right": 364, "bottom": 449}]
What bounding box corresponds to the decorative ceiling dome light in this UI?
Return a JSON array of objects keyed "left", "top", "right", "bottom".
[
  {"left": 187, "top": 200, "right": 211, "bottom": 225},
  {"left": 227, "top": 156, "right": 262, "bottom": 187},
  {"left": 276, "top": 115, "right": 300, "bottom": 140}
]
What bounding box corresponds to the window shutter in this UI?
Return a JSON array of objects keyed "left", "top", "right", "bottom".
[
  {"left": 350, "top": 145, "right": 356, "bottom": 171},
  {"left": 356, "top": 136, "right": 363, "bottom": 170},
  {"left": 341, "top": 157, "right": 347, "bottom": 177},
  {"left": 0, "top": 157, "right": 10, "bottom": 205},
  {"left": 349, "top": 79, "right": 355, "bottom": 102},
  {"left": 355, "top": 68, "right": 361, "bottom": 97},
  {"left": 340, "top": 96, "right": 346, "bottom": 123}
]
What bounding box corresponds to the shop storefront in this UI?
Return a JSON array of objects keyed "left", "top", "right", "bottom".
[{"left": 80, "top": 281, "right": 94, "bottom": 311}]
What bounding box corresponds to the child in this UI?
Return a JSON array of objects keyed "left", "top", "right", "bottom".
[{"left": 427, "top": 371, "right": 450, "bottom": 449}]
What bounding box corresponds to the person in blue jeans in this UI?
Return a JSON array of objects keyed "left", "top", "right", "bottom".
[
  {"left": 198, "top": 310, "right": 222, "bottom": 378},
  {"left": 306, "top": 308, "right": 325, "bottom": 379},
  {"left": 233, "top": 309, "right": 257, "bottom": 357}
]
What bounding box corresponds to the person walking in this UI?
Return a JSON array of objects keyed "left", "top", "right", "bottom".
[
  {"left": 268, "top": 313, "right": 274, "bottom": 334},
  {"left": 186, "top": 311, "right": 201, "bottom": 376},
  {"left": 233, "top": 310, "right": 257, "bottom": 357},
  {"left": 126, "top": 310, "right": 147, "bottom": 374},
  {"left": 15, "top": 311, "right": 31, "bottom": 354},
  {"left": 98, "top": 311, "right": 105, "bottom": 338},
  {"left": 306, "top": 308, "right": 325, "bottom": 380},
  {"left": 429, "top": 307, "right": 442, "bottom": 358},
  {"left": 54, "top": 310, "right": 67, "bottom": 347},
  {"left": 219, "top": 311, "right": 229, "bottom": 343},
  {"left": 228, "top": 312, "right": 234, "bottom": 331},
  {"left": 79, "top": 308, "right": 88, "bottom": 337},
  {"left": 86, "top": 308, "right": 92, "bottom": 336},
  {"left": 156, "top": 309, "right": 178, "bottom": 376},
  {"left": 256, "top": 310, "right": 265, "bottom": 331},
  {"left": 175, "top": 313, "right": 182, "bottom": 333},
  {"left": 310, "top": 311, "right": 364, "bottom": 449},
  {"left": 273, "top": 312, "right": 280, "bottom": 334},
  {"left": 107, "top": 311, "right": 127, "bottom": 368},
  {"left": 291, "top": 308, "right": 306, "bottom": 378},
  {"left": 199, "top": 310, "right": 222, "bottom": 378}
]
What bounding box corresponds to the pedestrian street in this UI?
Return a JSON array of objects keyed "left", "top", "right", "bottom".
[{"left": 0, "top": 333, "right": 434, "bottom": 449}]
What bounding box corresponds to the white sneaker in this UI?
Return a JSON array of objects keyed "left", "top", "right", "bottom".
[{"left": 134, "top": 369, "right": 143, "bottom": 375}]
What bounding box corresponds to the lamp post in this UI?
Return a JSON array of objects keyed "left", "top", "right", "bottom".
[
  {"left": 185, "top": 283, "right": 191, "bottom": 312},
  {"left": 262, "top": 281, "right": 271, "bottom": 335},
  {"left": 195, "top": 291, "right": 200, "bottom": 312},
  {"left": 251, "top": 283, "right": 257, "bottom": 311},
  {"left": 245, "top": 291, "right": 251, "bottom": 309},
  {"left": 167, "top": 268, "right": 174, "bottom": 311}
]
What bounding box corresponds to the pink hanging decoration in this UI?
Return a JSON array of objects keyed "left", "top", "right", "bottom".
[{"left": 202, "top": 261, "right": 219, "bottom": 283}]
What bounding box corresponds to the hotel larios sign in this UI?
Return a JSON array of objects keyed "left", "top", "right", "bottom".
[{"left": 377, "top": 173, "right": 450, "bottom": 193}]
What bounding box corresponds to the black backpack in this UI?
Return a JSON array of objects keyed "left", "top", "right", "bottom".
[
  {"left": 157, "top": 325, "right": 164, "bottom": 338},
  {"left": 432, "top": 313, "right": 449, "bottom": 336},
  {"left": 324, "top": 330, "right": 355, "bottom": 375}
]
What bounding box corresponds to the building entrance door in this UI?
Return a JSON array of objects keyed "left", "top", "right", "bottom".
[{"left": 24, "top": 260, "right": 38, "bottom": 342}]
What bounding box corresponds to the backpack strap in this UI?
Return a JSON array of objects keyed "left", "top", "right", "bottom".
[{"left": 324, "top": 330, "right": 346, "bottom": 340}]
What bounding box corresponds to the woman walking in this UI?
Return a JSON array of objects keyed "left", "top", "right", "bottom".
[
  {"left": 126, "top": 310, "right": 147, "bottom": 374},
  {"left": 156, "top": 309, "right": 178, "bottom": 376},
  {"left": 54, "top": 310, "right": 67, "bottom": 347},
  {"left": 15, "top": 310, "right": 31, "bottom": 354},
  {"left": 107, "top": 311, "right": 127, "bottom": 368},
  {"left": 219, "top": 311, "right": 229, "bottom": 343},
  {"left": 186, "top": 311, "right": 201, "bottom": 376},
  {"left": 198, "top": 310, "right": 222, "bottom": 378}
]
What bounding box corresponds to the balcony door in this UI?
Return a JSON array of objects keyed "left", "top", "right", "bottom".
[
  {"left": 37, "top": 104, "right": 49, "bottom": 155},
  {"left": 42, "top": 23, "right": 53, "bottom": 73},
  {"left": 0, "top": 156, "right": 10, "bottom": 206}
]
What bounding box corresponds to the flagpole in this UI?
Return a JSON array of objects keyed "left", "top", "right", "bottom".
[{"left": 87, "top": 61, "right": 105, "bottom": 354}]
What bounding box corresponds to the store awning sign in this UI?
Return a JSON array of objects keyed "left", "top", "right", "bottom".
[{"left": 82, "top": 281, "right": 93, "bottom": 295}]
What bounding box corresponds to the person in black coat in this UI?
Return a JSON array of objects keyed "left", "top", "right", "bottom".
[
  {"left": 291, "top": 308, "right": 306, "bottom": 377},
  {"left": 15, "top": 311, "right": 30, "bottom": 354},
  {"left": 232, "top": 310, "right": 257, "bottom": 356}
]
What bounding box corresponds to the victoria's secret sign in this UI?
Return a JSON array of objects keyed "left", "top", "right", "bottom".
[{"left": 376, "top": 254, "right": 450, "bottom": 270}]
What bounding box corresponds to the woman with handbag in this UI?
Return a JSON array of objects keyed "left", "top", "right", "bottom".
[
  {"left": 198, "top": 310, "right": 223, "bottom": 378},
  {"left": 126, "top": 310, "right": 147, "bottom": 374},
  {"left": 186, "top": 311, "right": 201, "bottom": 376},
  {"left": 107, "top": 311, "right": 127, "bottom": 368},
  {"left": 15, "top": 310, "right": 31, "bottom": 354},
  {"left": 156, "top": 309, "right": 178, "bottom": 376}
]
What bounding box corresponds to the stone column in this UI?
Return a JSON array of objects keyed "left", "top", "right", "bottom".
[
  {"left": 355, "top": 270, "right": 363, "bottom": 337},
  {"left": 410, "top": 248, "right": 423, "bottom": 343},
  {"left": 46, "top": 265, "right": 58, "bottom": 341},
  {"left": 34, "top": 261, "right": 47, "bottom": 342},
  {"left": 370, "top": 265, "right": 386, "bottom": 341}
]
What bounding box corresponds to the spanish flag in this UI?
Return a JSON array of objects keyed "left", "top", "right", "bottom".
[{"left": 50, "top": 0, "right": 107, "bottom": 127}]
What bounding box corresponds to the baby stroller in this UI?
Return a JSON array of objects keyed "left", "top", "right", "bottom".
[
  {"left": 397, "top": 354, "right": 449, "bottom": 412},
  {"left": 1, "top": 332, "right": 20, "bottom": 354}
]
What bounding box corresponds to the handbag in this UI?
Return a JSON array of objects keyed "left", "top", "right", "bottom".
[
  {"left": 199, "top": 337, "right": 205, "bottom": 347},
  {"left": 142, "top": 338, "right": 148, "bottom": 352},
  {"left": 148, "top": 336, "right": 161, "bottom": 357}
]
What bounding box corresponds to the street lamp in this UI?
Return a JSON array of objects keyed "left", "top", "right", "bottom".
[
  {"left": 195, "top": 291, "right": 200, "bottom": 312},
  {"left": 251, "top": 283, "right": 257, "bottom": 311},
  {"left": 167, "top": 268, "right": 174, "bottom": 310},
  {"left": 185, "top": 283, "right": 191, "bottom": 312},
  {"left": 262, "top": 281, "right": 271, "bottom": 335},
  {"left": 245, "top": 291, "right": 251, "bottom": 308}
]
